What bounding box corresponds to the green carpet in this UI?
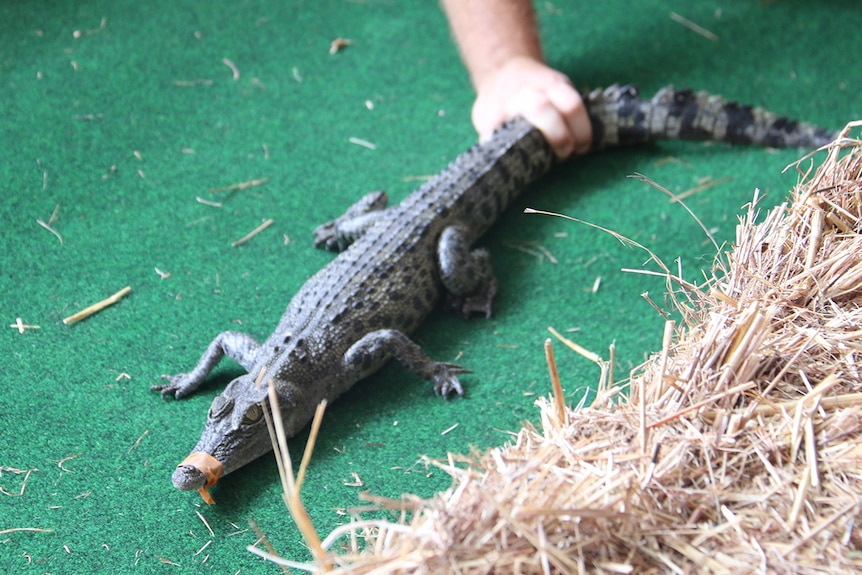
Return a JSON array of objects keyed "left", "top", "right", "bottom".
[{"left": 1, "top": 0, "right": 857, "bottom": 572}]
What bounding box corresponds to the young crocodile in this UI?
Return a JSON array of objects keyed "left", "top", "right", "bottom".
[{"left": 153, "top": 85, "right": 835, "bottom": 501}]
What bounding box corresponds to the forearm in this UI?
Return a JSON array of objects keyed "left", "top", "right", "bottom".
[
  {"left": 441, "top": 0, "right": 544, "bottom": 90},
  {"left": 441, "top": 0, "right": 592, "bottom": 157}
]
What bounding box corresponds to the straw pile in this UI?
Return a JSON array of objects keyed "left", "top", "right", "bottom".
[{"left": 264, "top": 128, "right": 862, "bottom": 573}]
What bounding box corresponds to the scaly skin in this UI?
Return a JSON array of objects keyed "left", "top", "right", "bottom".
[{"left": 153, "top": 85, "right": 835, "bottom": 497}]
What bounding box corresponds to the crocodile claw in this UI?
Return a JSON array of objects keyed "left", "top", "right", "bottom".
[
  {"left": 151, "top": 374, "right": 190, "bottom": 400},
  {"left": 312, "top": 221, "right": 345, "bottom": 251},
  {"left": 431, "top": 362, "right": 470, "bottom": 397}
]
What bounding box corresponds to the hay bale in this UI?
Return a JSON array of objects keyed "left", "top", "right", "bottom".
[{"left": 265, "top": 128, "right": 862, "bottom": 573}]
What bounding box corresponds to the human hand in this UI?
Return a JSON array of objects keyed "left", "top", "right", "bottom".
[{"left": 471, "top": 57, "right": 592, "bottom": 159}]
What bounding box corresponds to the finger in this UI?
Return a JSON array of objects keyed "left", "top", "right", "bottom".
[
  {"left": 515, "top": 88, "right": 575, "bottom": 159},
  {"left": 472, "top": 98, "right": 507, "bottom": 143},
  {"left": 547, "top": 83, "right": 593, "bottom": 155},
  {"left": 569, "top": 109, "right": 593, "bottom": 155}
]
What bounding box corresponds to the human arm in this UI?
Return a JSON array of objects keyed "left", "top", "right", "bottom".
[{"left": 440, "top": 0, "right": 592, "bottom": 158}]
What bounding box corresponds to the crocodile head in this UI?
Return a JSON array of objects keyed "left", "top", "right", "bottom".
[{"left": 172, "top": 371, "right": 306, "bottom": 498}]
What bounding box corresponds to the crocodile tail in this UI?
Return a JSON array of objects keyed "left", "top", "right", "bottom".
[{"left": 585, "top": 84, "right": 837, "bottom": 151}]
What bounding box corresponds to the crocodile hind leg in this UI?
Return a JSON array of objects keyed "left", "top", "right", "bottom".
[
  {"left": 438, "top": 224, "right": 498, "bottom": 318},
  {"left": 152, "top": 331, "right": 262, "bottom": 399},
  {"left": 313, "top": 191, "right": 389, "bottom": 251},
  {"left": 343, "top": 329, "right": 468, "bottom": 397}
]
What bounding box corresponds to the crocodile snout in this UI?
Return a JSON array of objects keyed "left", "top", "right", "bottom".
[{"left": 172, "top": 464, "right": 208, "bottom": 491}]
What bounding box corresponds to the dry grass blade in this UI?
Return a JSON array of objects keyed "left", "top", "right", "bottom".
[
  {"left": 209, "top": 177, "right": 268, "bottom": 193},
  {"left": 231, "top": 217, "right": 274, "bottom": 247},
  {"left": 252, "top": 384, "right": 332, "bottom": 571},
  {"left": 544, "top": 338, "right": 566, "bottom": 424},
  {"left": 63, "top": 286, "right": 131, "bottom": 324},
  {"left": 0, "top": 527, "right": 54, "bottom": 535}
]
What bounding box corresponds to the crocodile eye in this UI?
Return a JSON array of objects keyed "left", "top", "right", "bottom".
[
  {"left": 209, "top": 395, "right": 232, "bottom": 418},
  {"left": 242, "top": 403, "right": 263, "bottom": 425}
]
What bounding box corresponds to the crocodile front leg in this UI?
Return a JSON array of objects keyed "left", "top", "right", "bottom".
[
  {"left": 313, "top": 190, "right": 389, "bottom": 251},
  {"left": 438, "top": 224, "right": 498, "bottom": 318},
  {"left": 343, "top": 329, "right": 468, "bottom": 397},
  {"left": 153, "top": 331, "right": 262, "bottom": 399}
]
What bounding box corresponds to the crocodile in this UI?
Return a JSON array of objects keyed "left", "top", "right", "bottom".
[{"left": 153, "top": 85, "right": 835, "bottom": 502}]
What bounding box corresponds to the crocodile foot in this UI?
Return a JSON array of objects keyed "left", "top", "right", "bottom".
[
  {"left": 431, "top": 362, "right": 470, "bottom": 397},
  {"left": 448, "top": 278, "right": 498, "bottom": 319},
  {"left": 151, "top": 373, "right": 194, "bottom": 400}
]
